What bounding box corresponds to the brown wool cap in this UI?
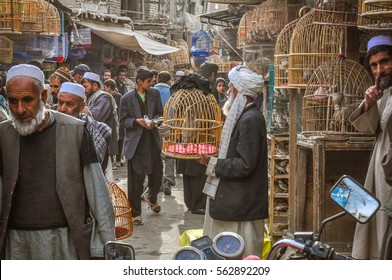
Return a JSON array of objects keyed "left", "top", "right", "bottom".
[{"left": 54, "top": 67, "right": 74, "bottom": 82}]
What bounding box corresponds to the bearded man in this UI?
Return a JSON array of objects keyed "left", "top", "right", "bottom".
[
  {"left": 57, "top": 82, "right": 112, "bottom": 168},
  {"left": 349, "top": 35, "right": 392, "bottom": 259},
  {"left": 200, "top": 66, "right": 268, "bottom": 258},
  {"left": 0, "top": 64, "right": 115, "bottom": 259}
]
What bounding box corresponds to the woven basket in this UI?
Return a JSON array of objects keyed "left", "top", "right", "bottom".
[
  {"left": 106, "top": 181, "right": 133, "bottom": 240},
  {"left": 162, "top": 88, "right": 222, "bottom": 159},
  {"left": 302, "top": 58, "right": 373, "bottom": 135},
  {"left": 313, "top": 0, "right": 359, "bottom": 26}
]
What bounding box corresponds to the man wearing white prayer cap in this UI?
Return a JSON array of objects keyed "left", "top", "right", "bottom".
[
  {"left": 82, "top": 71, "right": 119, "bottom": 173},
  {"left": 57, "top": 82, "right": 112, "bottom": 168},
  {"left": 349, "top": 35, "right": 392, "bottom": 260},
  {"left": 0, "top": 64, "right": 115, "bottom": 259},
  {"left": 200, "top": 65, "right": 268, "bottom": 258}
]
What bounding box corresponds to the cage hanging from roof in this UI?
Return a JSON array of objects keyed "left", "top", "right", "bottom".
[
  {"left": 302, "top": 58, "right": 373, "bottom": 135},
  {"left": 161, "top": 88, "right": 222, "bottom": 160},
  {"left": 106, "top": 181, "right": 133, "bottom": 240},
  {"left": 288, "top": 11, "right": 346, "bottom": 88},
  {"left": 313, "top": 0, "right": 359, "bottom": 26}
]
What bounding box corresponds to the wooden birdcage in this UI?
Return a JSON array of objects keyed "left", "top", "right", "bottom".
[
  {"left": 358, "top": 0, "right": 392, "bottom": 30},
  {"left": 237, "top": 13, "right": 247, "bottom": 48},
  {"left": 249, "top": 0, "right": 302, "bottom": 43},
  {"left": 302, "top": 58, "right": 373, "bottom": 135},
  {"left": 106, "top": 181, "right": 133, "bottom": 240},
  {"left": 274, "top": 19, "right": 298, "bottom": 88},
  {"left": 161, "top": 88, "right": 222, "bottom": 160},
  {"left": 288, "top": 11, "right": 346, "bottom": 88},
  {"left": 0, "top": 0, "right": 22, "bottom": 33},
  {"left": 41, "top": 0, "right": 60, "bottom": 35},
  {"left": 0, "top": 35, "right": 13, "bottom": 63},
  {"left": 362, "top": 0, "right": 392, "bottom": 19},
  {"left": 20, "top": 0, "right": 39, "bottom": 33},
  {"left": 206, "top": 54, "right": 226, "bottom": 72},
  {"left": 170, "top": 40, "right": 190, "bottom": 66},
  {"left": 313, "top": 0, "right": 359, "bottom": 26}
]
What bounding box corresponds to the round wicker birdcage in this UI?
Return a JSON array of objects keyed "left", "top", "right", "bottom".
[
  {"left": 302, "top": 58, "right": 373, "bottom": 135},
  {"left": 170, "top": 40, "right": 190, "bottom": 66},
  {"left": 43, "top": 1, "right": 60, "bottom": 35},
  {"left": 288, "top": 11, "right": 346, "bottom": 88},
  {"left": 248, "top": 0, "right": 302, "bottom": 43},
  {"left": 313, "top": 0, "right": 359, "bottom": 26},
  {"left": 106, "top": 181, "right": 133, "bottom": 240},
  {"left": 0, "top": 0, "right": 22, "bottom": 33},
  {"left": 21, "top": 0, "right": 40, "bottom": 33},
  {"left": 274, "top": 19, "right": 298, "bottom": 88},
  {"left": 358, "top": 0, "right": 392, "bottom": 30},
  {"left": 161, "top": 88, "right": 222, "bottom": 160}
]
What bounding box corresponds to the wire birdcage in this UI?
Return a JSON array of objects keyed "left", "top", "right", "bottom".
[
  {"left": 288, "top": 11, "right": 346, "bottom": 88},
  {"left": 274, "top": 19, "right": 298, "bottom": 88},
  {"left": 302, "top": 58, "right": 373, "bottom": 135},
  {"left": 358, "top": 0, "right": 392, "bottom": 30},
  {"left": 161, "top": 88, "right": 222, "bottom": 160},
  {"left": 106, "top": 181, "right": 133, "bottom": 240},
  {"left": 0, "top": 0, "right": 22, "bottom": 33},
  {"left": 313, "top": 0, "right": 359, "bottom": 26}
]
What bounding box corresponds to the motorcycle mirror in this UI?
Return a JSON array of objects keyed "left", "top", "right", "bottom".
[
  {"left": 330, "top": 175, "right": 380, "bottom": 224},
  {"left": 104, "top": 241, "right": 136, "bottom": 260}
]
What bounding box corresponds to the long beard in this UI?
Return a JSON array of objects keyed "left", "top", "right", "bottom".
[
  {"left": 222, "top": 92, "right": 235, "bottom": 117},
  {"left": 11, "top": 101, "right": 46, "bottom": 136}
]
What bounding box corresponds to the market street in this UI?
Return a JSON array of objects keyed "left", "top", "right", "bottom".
[{"left": 111, "top": 162, "right": 205, "bottom": 260}]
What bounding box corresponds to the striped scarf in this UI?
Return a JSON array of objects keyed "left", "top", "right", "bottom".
[{"left": 80, "top": 113, "right": 112, "bottom": 164}]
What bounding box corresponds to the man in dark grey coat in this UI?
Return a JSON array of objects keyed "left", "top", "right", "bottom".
[
  {"left": 200, "top": 66, "right": 267, "bottom": 258},
  {"left": 119, "top": 68, "right": 163, "bottom": 225}
]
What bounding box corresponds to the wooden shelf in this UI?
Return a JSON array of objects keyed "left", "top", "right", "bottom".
[{"left": 268, "top": 134, "right": 290, "bottom": 238}]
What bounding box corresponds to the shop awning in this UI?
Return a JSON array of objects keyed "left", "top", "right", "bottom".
[
  {"left": 77, "top": 21, "right": 179, "bottom": 55},
  {"left": 199, "top": 7, "right": 245, "bottom": 27}
]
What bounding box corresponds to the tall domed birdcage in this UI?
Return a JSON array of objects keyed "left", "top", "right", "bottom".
[
  {"left": 161, "top": 88, "right": 222, "bottom": 160},
  {"left": 302, "top": 58, "right": 373, "bottom": 135},
  {"left": 106, "top": 181, "right": 133, "bottom": 240}
]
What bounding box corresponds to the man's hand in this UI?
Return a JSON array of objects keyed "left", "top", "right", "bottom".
[
  {"left": 198, "top": 154, "right": 211, "bottom": 166},
  {"left": 364, "top": 76, "right": 383, "bottom": 112}
]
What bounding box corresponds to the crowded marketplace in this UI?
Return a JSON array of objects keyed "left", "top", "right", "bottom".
[{"left": 0, "top": 0, "right": 392, "bottom": 263}]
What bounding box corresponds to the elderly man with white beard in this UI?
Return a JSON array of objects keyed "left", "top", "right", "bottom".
[
  {"left": 199, "top": 65, "right": 268, "bottom": 258},
  {"left": 0, "top": 64, "right": 115, "bottom": 259}
]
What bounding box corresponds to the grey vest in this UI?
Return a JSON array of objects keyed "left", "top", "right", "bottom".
[{"left": 0, "top": 111, "right": 93, "bottom": 259}]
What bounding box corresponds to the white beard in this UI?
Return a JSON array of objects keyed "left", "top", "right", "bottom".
[
  {"left": 11, "top": 101, "right": 46, "bottom": 136},
  {"left": 222, "top": 91, "right": 235, "bottom": 117}
]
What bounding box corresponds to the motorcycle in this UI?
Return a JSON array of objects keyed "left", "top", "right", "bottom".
[{"left": 267, "top": 175, "right": 380, "bottom": 260}]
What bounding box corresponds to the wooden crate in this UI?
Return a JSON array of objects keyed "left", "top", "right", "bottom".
[{"left": 293, "top": 136, "right": 375, "bottom": 253}]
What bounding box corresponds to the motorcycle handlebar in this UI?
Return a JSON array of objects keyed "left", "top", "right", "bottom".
[{"left": 267, "top": 239, "right": 305, "bottom": 260}]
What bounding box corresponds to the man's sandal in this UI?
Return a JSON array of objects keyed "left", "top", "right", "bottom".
[
  {"left": 132, "top": 216, "right": 143, "bottom": 225},
  {"left": 142, "top": 194, "right": 161, "bottom": 213}
]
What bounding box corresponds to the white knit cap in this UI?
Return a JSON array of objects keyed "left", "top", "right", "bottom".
[
  {"left": 6, "top": 64, "right": 44, "bottom": 85},
  {"left": 59, "top": 82, "right": 86, "bottom": 99},
  {"left": 82, "top": 72, "right": 101, "bottom": 83}
]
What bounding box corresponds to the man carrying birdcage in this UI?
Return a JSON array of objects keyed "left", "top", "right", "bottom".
[{"left": 199, "top": 65, "right": 268, "bottom": 258}]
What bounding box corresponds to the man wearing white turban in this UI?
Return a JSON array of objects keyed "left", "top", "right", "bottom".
[{"left": 200, "top": 66, "right": 268, "bottom": 258}]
